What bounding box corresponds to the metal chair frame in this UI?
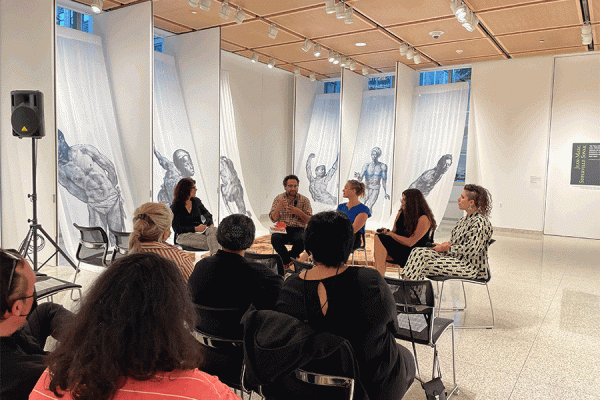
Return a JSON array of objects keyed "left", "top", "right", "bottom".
[
  {"left": 35, "top": 274, "right": 82, "bottom": 303},
  {"left": 108, "top": 228, "right": 130, "bottom": 264},
  {"left": 294, "top": 369, "right": 355, "bottom": 400},
  {"left": 72, "top": 223, "right": 111, "bottom": 300},
  {"left": 245, "top": 251, "right": 285, "bottom": 276},
  {"left": 350, "top": 231, "right": 368, "bottom": 267}
]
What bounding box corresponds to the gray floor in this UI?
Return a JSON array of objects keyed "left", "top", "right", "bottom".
[{"left": 39, "top": 227, "right": 600, "bottom": 399}]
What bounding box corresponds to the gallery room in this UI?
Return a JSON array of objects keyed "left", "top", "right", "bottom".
[{"left": 1, "top": 0, "right": 599, "bottom": 399}]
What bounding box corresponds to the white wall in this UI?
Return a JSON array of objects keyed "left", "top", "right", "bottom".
[
  {"left": 467, "top": 56, "right": 554, "bottom": 232},
  {"left": 0, "top": 0, "right": 56, "bottom": 257},
  {"left": 294, "top": 75, "right": 321, "bottom": 170},
  {"left": 339, "top": 69, "right": 363, "bottom": 191},
  {"left": 221, "top": 51, "right": 294, "bottom": 218},
  {"left": 94, "top": 2, "right": 154, "bottom": 211},
  {"left": 165, "top": 28, "right": 221, "bottom": 214},
  {"left": 544, "top": 53, "right": 600, "bottom": 239}
]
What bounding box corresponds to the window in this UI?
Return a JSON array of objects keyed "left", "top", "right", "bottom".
[
  {"left": 56, "top": 6, "right": 93, "bottom": 33},
  {"left": 154, "top": 36, "right": 165, "bottom": 53},
  {"left": 368, "top": 75, "right": 395, "bottom": 90},
  {"left": 324, "top": 81, "right": 341, "bottom": 94},
  {"left": 420, "top": 68, "right": 472, "bottom": 182}
]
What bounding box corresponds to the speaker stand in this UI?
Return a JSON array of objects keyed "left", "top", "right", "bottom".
[{"left": 18, "top": 138, "right": 78, "bottom": 278}]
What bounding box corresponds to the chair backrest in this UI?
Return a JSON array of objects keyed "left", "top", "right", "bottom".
[
  {"left": 195, "top": 304, "right": 245, "bottom": 339},
  {"left": 291, "top": 258, "right": 313, "bottom": 272},
  {"left": 109, "top": 228, "right": 131, "bottom": 263},
  {"left": 384, "top": 277, "right": 436, "bottom": 345},
  {"left": 73, "top": 223, "right": 109, "bottom": 267},
  {"left": 244, "top": 252, "right": 285, "bottom": 276}
]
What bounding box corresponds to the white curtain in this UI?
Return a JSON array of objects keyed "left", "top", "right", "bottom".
[
  {"left": 347, "top": 88, "right": 395, "bottom": 226},
  {"left": 56, "top": 26, "right": 135, "bottom": 255},
  {"left": 153, "top": 51, "right": 208, "bottom": 209},
  {"left": 391, "top": 82, "right": 470, "bottom": 227},
  {"left": 294, "top": 92, "right": 341, "bottom": 214},
  {"left": 219, "top": 71, "right": 262, "bottom": 228}
]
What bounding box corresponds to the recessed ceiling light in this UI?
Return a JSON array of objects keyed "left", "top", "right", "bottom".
[
  {"left": 539, "top": 39, "right": 544, "bottom": 43},
  {"left": 456, "top": 49, "right": 463, "bottom": 54},
  {"left": 191, "top": 11, "right": 197, "bottom": 14},
  {"left": 355, "top": 42, "right": 366, "bottom": 47}
]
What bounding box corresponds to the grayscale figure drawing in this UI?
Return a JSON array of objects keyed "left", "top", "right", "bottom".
[
  {"left": 409, "top": 154, "right": 453, "bottom": 197},
  {"left": 58, "top": 129, "right": 125, "bottom": 240},
  {"left": 354, "top": 147, "right": 390, "bottom": 211},
  {"left": 220, "top": 156, "right": 251, "bottom": 217},
  {"left": 153, "top": 142, "right": 195, "bottom": 207},
  {"left": 306, "top": 152, "right": 339, "bottom": 205}
]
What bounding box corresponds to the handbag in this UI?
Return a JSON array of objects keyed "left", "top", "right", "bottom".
[{"left": 421, "top": 377, "right": 446, "bottom": 400}]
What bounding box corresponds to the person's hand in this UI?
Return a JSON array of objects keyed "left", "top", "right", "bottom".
[
  {"left": 195, "top": 224, "right": 207, "bottom": 233},
  {"left": 288, "top": 205, "right": 303, "bottom": 216},
  {"left": 185, "top": 252, "right": 196, "bottom": 262},
  {"left": 433, "top": 242, "right": 451, "bottom": 253}
]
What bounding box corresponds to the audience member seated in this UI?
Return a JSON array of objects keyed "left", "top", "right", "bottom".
[
  {"left": 189, "top": 213, "right": 283, "bottom": 318},
  {"left": 336, "top": 179, "right": 371, "bottom": 251},
  {"left": 30, "top": 253, "right": 240, "bottom": 400},
  {"left": 0, "top": 249, "right": 73, "bottom": 400},
  {"left": 403, "top": 184, "right": 492, "bottom": 280},
  {"left": 171, "top": 178, "right": 220, "bottom": 254},
  {"left": 276, "top": 211, "right": 415, "bottom": 400},
  {"left": 129, "top": 202, "right": 195, "bottom": 280},
  {"left": 374, "top": 188, "right": 436, "bottom": 276},
  {"left": 269, "top": 174, "right": 312, "bottom": 270}
]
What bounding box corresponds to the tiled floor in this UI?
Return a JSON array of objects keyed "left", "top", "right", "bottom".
[{"left": 39, "top": 226, "right": 600, "bottom": 399}]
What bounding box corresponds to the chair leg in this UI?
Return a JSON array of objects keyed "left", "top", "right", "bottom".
[
  {"left": 485, "top": 283, "right": 495, "bottom": 329},
  {"left": 71, "top": 262, "right": 81, "bottom": 301},
  {"left": 447, "top": 324, "right": 458, "bottom": 399},
  {"left": 461, "top": 281, "right": 467, "bottom": 310}
]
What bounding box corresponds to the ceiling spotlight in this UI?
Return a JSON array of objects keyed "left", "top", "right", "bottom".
[
  {"left": 333, "top": 54, "right": 341, "bottom": 65},
  {"left": 335, "top": 2, "right": 346, "bottom": 19},
  {"left": 450, "top": 0, "right": 467, "bottom": 22},
  {"left": 310, "top": 72, "right": 316, "bottom": 82},
  {"left": 328, "top": 50, "right": 336, "bottom": 62},
  {"left": 361, "top": 66, "right": 368, "bottom": 76},
  {"left": 294, "top": 67, "right": 301, "bottom": 77},
  {"left": 406, "top": 47, "right": 415, "bottom": 60},
  {"left": 349, "top": 60, "right": 356, "bottom": 71},
  {"left": 90, "top": 0, "right": 103, "bottom": 13},
  {"left": 219, "top": 2, "right": 231, "bottom": 19},
  {"left": 344, "top": 7, "right": 354, "bottom": 24},
  {"left": 199, "top": 0, "right": 211, "bottom": 11},
  {"left": 461, "top": 9, "right": 479, "bottom": 32},
  {"left": 189, "top": 0, "right": 199, "bottom": 7},
  {"left": 268, "top": 23, "right": 278, "bottom": 39},
  {"left": 233, "top": 7, "right": 246, "bottom": 24},
  {"left": 313, "top": 44, "right": 322, "bottom": 57},
  {"left": 340, "top": 57, "right": 347, "bottom": 67},
  {"left": 582, "top": 22, "right": 593, "bottom": 45},
  {"left": 414, "top": 53, "right": 422, "bottom": 64},
  {"left": 429, "top": 30, "right": 444, "bottom": 40},
  {"left": 325, "top": 0, "right": 336, "bottom": 14},
  {"left": 301, "top": 38, "right": 312, "bottom": 52},
  {"left": 399, "top": 42, "right": 409, "bottom": 55},
  {"left": 251, "top": 52, "right": 259, "bottom": 63},
  {"left": 268, "top": 57, "right": 275, "bottom": 69}
]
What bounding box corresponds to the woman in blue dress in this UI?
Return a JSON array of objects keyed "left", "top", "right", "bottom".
[{"left": 336, "top": 180, "right": 371, "bottom": 251}]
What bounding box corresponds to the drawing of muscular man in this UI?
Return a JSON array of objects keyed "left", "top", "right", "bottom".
[{"left": 354, "top": 147, "right": 390, "bottom": 212}]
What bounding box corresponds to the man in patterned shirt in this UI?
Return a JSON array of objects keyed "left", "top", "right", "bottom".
[{"left": 269, "top": 175, "right": 312, "bottom": 268}]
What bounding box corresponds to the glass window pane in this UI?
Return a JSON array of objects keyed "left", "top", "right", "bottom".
[{"left": 154, "top": 37, "right": 164, "bottom": 53}]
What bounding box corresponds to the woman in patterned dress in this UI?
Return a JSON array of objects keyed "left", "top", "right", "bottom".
[{"left": 402, "top": 184, "right": 492, "bottom": 280}]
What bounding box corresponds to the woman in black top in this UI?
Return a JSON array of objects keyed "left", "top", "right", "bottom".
[
  {"left": 374, "top": 188, "right": 436, "bottom": 275},
  {"left": 276, "top": 211, "right": 415, "bottom": 400},
  {"left": 170, "top": 178, "right": 220, "bottom": 254}
]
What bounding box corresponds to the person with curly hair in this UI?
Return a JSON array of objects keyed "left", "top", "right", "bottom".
[
  {"left": 402, "top": 184, "right": 493, "bottom": 281},
  {"left": 30, "top": 253, "right": 241, "bottom": 400}
]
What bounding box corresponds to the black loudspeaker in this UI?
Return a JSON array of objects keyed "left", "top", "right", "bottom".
[{"left": 11, "top": 90, "right": 45, "bottom": 138}]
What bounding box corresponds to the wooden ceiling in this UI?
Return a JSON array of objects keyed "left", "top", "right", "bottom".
[{"left": 74, "top": 0, "right": 598, "bottom": 79}]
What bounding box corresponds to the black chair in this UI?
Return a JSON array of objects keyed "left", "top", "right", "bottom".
[
  {"left": 427, "top": 239, "right": 495, "bottom": 329},
  {"left": 35, "top": 273, "right": 82, "bottom": 302},
  {"left": 244, "top": 252, "right": 285, "bottom": 276},
  {"left": 384, "top": 277, "right": 457, "bottom": 398},
  {"left": 350, "top": 231, "right": 368, "bottom": 267},
  {"left": 194, "top": 305, "right": 248, "bottom": 397},
  {"left": 73, "top": 223, "right": 110, "bottom": 269},
  {"left": 108, "top": 228, "right": 130, "bottom": 264}
]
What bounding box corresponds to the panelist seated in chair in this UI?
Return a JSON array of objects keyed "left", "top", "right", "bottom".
[
  {"left": 189, "top": 214, "right": 283, "bottom": 335},
  {"left": 276, "top": 212, "right": 415, "bottom": 400},
  {"left": 171, "top": 178, "right": 220, "bottom": 255},
  {"left": 30, "top": 253, "right": 240, "bottom": 400},
  {"left": 337, "top": 179, "right": 371, "bottom": 251},
  {"left": 402, "top": 184, "right": 492, "bottom": 281},
  {"left": 1, "top": 249, "right": 73, "bottom": 400},
  {"left": 129, "top": 202, "right": 195, "bottom": 280},
  {"left": 269, "top": 174, "right": 312, "bottom": 270},
  {"left": 374, "top": 188, "right": 436, "bottom": 276}
]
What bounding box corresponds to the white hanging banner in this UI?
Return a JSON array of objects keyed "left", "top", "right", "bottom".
[
  {"left": 347, "top": 89, "right": 395, "bottom": 226},
  {"left": 294, "top": 93, "right": 341, "bottom": 214},
  {"left": 56, "top": 27, "right": 134, "bottom": 253},
  {"left": 219, "top": 71, "right": 262, "bottom": 228},
  {"left": 391, "top": 82, "right": 469, "bottom": 226},
  {"left": 153, "top": 51, "right": 207, "bottom": 208}
]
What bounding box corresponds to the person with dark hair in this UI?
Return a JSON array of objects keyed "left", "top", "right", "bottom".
[
  {"left": 374, "top": 188, "right": 437, "bottom": 275},
  {"left": 129, "top": 202, "right": 195, "bottom": 280},
  {"left": 403, "top": 184, "right": 493, "bottom": 280},
  {"left": 30, "top": 253, "right": 241, "bottom": 400},
  {"left": 276, "top": 211, "right": 415, "bottom": 400},
  {"left": 189, "top": 214, "right": 282, "bottom": 314},
  {"left": 0, "top": 249, "right": 72, "bottom": 400},
  {"left": 269, "top": 174, "right": 312, "bottom": 269},
  {"left": 337, "top": 179, "right": 371, "bottom": 250},
  {"left": 153, "top": 142, "right": 195, "bottom": 207},
  {"left": 171, "top": 177, "right": 220, "bottom": 254}
]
